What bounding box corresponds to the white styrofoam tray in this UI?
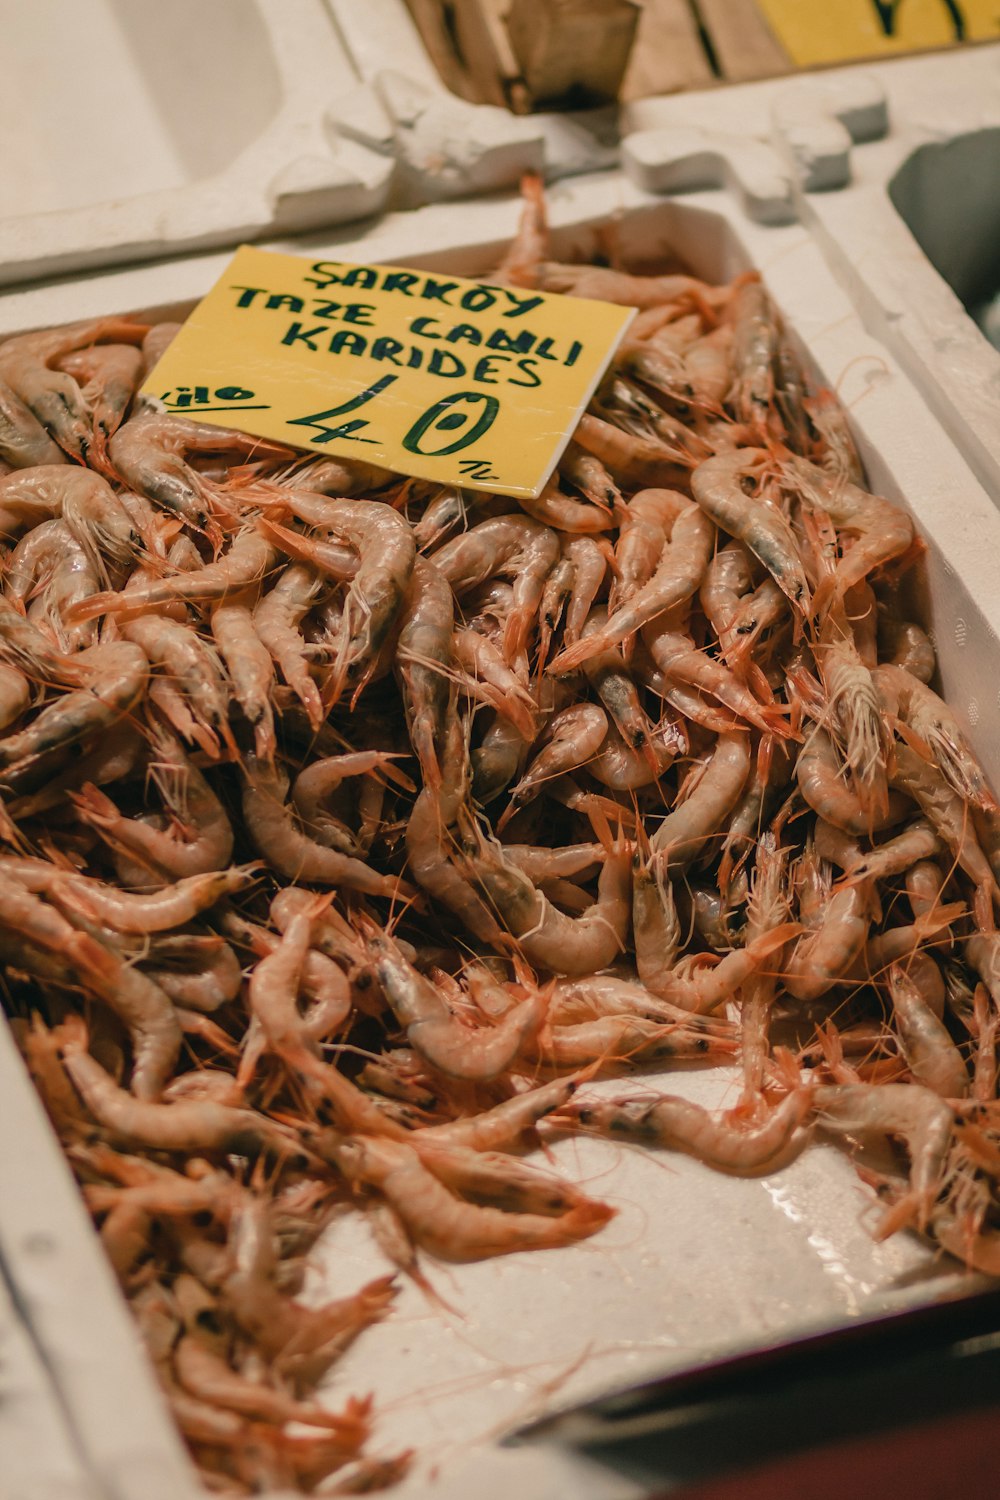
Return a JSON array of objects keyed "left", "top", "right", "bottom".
[
  {"left": 0, "top": 0, "right": 394, "bottom": 289},
  {"left": 4, "top": 171, "right": 1000, "bottom": 1500}
]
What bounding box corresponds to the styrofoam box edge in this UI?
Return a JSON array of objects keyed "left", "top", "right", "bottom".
[
  {"left": 4, "top": 171, "right": 1000, "bottom": 1500},
  {"left": 0, "top": 0, "right": 394, "bottom": 291}
]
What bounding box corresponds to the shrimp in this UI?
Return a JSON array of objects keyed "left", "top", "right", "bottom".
[
  {"left": 691, "top": 450, "right": 811, "bottom": 611},
  {"left": 244, "top": 898, "right": 331, "bottom": 1070},
  {"left": 499, "top": 703, "right": 608, "bottom": 826},
  {"left": 412, "top": 487, "right": 467, "bottom": 551},
  {"left": 815, "top": 606, "right": 890, "bottom": 813},
  {"left": 563, "top": 1087, "right": 810, "bottom": 1174},
  {"left": 0, "top": 639, "right": 147, "bottom": 784},
  {"left": 813, "top": 1082, "right": 954, "bottom": 1233},
  {"left": 890, "top": 744, "right": 998, "bottom": 927},
  {"left": 0, "top": 377, "right": 66, "bottom": 469},
  {"left": 549, "top": 504, "right": 714, "bottom": 672},
  {"left": 537, "top": 262, "right": 726, "bottom": 313},
  {"left": 804, "top": 387, "right": 864, "bottom": 485},
  {"left": 573, "top": 412, "right": 689, "bottom": 489},
  {"left": 875, "top": 663, "right": 995, "bottom": 811},
  {"left": 252, "top": 563, "right": 325, "bottom": 729},
  {"left": 1, "top": 897, "right": 180, "bottom": 1099},
  {"left": 75, "top": 736, "right": 233, "bottom": 887},
  {"left": 0, "top": 317, "right": 147, "bottom": 461},
  {"left": 889, "top": 965, "right": 969, "bottom": 1099},
  {"left": 645, "top": 627, "right": 791, "bottom": 737},
  {"left": 0, "top": 466, "right": 140, "bottom": 567},
  {"left": 140, "top": 321, "right": 181, "bottom": 377},
  {"left": 784, "top": 455, "right": 914, "bottom": 610},
  {"left": 726, "top": 278, "right": 778, "bottom": 431},
  {"left": 58, "top": 342, "right": 144, "bottom": 467},
  {"left": 0, "top": 663, "right": 29, "bottom": 732},
  {"left": 241, "top": 755, "right": 409, "bottom": 901},
  {"left": 81, "top": 529, "right": 279, "bottom": 619},
  {"left": 784, "top": 878, "right": 875, "bottom": 1001},
  {"left": 367, "top": 927, "right": 546, "bottom": 1080},
  {"left": 496, "top": 171, "right": 548, "bottom": 287},
  {"left": 562, "top": 535, "right": 610, "bottom": 644},
  {"left": 60, "top": 1034, "right": 293, "bottom": 1155},
  {"left": 464, "top": 828, "right": 631, "bottom": 977},
  {"left": 650, "top": 731, "right": 751, "bottom": 868},
  {"left": 406, "top": 712, "right": 508, "bottom": 944},
  {"left": 268, "top": 493, "right": 415, "bottom": 701},
  {"left": 9, "top": 520, "right": 102, "bottom": 651},
  {"left": 433, "top": 515, "right": 559, "bottom": 662},
  {"left": 0, "top": 594, "right": 85, "bottom": 687},
  {"left": 416, "top": 1076, "right": 578, "bottom": 1151},
  {"left": 588, "top": 718, "right": 675, "bottom": 791},
  {"left": 532, "top": 1014, "right": 738, "bottom": 1067},
  {"left": 614, "top": 487, "right": 689, "bottom": 608},
  {"left": 173, "top": 1333, "right": 356, "bottom": 1434},
  {"left": 633, "top": 870, "right": 794, "bottom": 1017},
  {"left": 291, "top": 752, "right": 409, "bottom": 856},
  {"left": 520, "top": 478, "right": 614, "bottom": 535},
  {"left": 559, "top": 444, "right": 624, "bottom": 513},
  {"left": 453, "top": 627, "right": 536, "bottom": 739},
  {"left": 109, "top": 412, "right": 285, "bottom": 534},
  {"left": 328, "top": 1133, "right": 612, "bottom": 1263},
  {"left": 741, "top": 833, "right": 792, "bottom": 1095},
  {"left": 255, "top": 516, "right": 360, "bottom": 583},
  {"left": 6, "top": 862, "right": 253, "bottom": 934},
  {"left": 141, "top": 940, "right": 244, "bottom": 1014},
  {"left": 879, "top": 618, "right": 936, "bottom": 684},
  {"left": 221, "top": 1196, "right": 396, "bottom": 1381},
  {"left": 209, "top": 599, "right": 276, "bottom": 759},
  {"left": 395, "top": 557, "right": 454, "bottom": 785},
  {"left": 796, "top": 725, "right": 907, "bottom": 836}
]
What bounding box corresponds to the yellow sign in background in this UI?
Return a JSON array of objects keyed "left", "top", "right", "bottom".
[
  {"left": 142, "top": 244, "right": 634, "bottom": 499},
  {"left": 757, "top": 0, "right": 998, "bottom": 67}
]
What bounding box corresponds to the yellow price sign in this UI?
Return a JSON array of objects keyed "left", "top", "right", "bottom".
[
  {"left": 142, "top": 244, "right": 635, "bottom": 499},
  {"left": 757, "top": 0, "right": 999, "bottom": 67}
]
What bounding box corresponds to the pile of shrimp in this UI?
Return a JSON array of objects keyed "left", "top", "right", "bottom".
[{"left": 4, "top": 175, "right": 1000, "bottom": 1492}]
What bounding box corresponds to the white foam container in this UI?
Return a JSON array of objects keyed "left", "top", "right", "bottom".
[
  {"left": 4, "top": 168, "right": 1000, "bottom": 1500},
  {"left": 0, "top": 0, "right": 395, "bottom": 289}
]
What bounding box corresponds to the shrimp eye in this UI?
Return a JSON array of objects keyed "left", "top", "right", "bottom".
[
  {"left": 192, "top": 1209, "right": 213, "bottom": 1228},
  {"left": 195, "top": 1307, "right": 224, "bottom": 1337},
  {"left": 315, "top": 1101, "right": 335, "bottom": 1126},
  {"left": 577, "top": 1109, "right": 595, "bottom": 1125}
]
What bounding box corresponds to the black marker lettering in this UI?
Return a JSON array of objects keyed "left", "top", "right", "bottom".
[
  {"left": 370, "top": 337, "right": 406, "bottom": 365},
  {"left": 445, "top": 323, "right": 483, "bottom": 347},
  {"left": 329, "top": 330, "right": 369, "bottom": 356},
  {"left": 231, "top": 286, "right": 268, "bottom": 308},
  {"left": 402, "top": 391, "right": 500, "bottom": 457},
  {"left": 305, "top": 261, "right": 346, "bottom": 289},
  {"left": 382, "top": 271, "right": 420, "bottom": 296},
  {"left": 339, "top": 267, "right": 379, "bottom": 289},
  {"left": 428, "top": 349, "right": 465, "bottom": 378},
  {"left": 499, "top": 289, "right": 545, "bottom": 318},
  {"left": 280, "top": 323, "right": 328, "bottom": 351},
  {"left": 421, "top": 278, "right": 459, "bottom": 305},
  {"left": 343, "top": 303, "right": 376, "bottom": 326},
  {"left": 410, "top": 316, "right": 442, "bottom": 340},
  {"left": 485, "top": 327, "right": 535, "bottom": 355},
  {"left": 473, "top": 354, "right": 508, "bottom": 384},
  {"left": 265, "top": 293, "right": 305, "bottom": 313},
  {"left": 510, "top": 358, "right": 541, "bottom": 388},
  {"left": 460, "top": 286, "right": 497, "bottom": 313}
]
